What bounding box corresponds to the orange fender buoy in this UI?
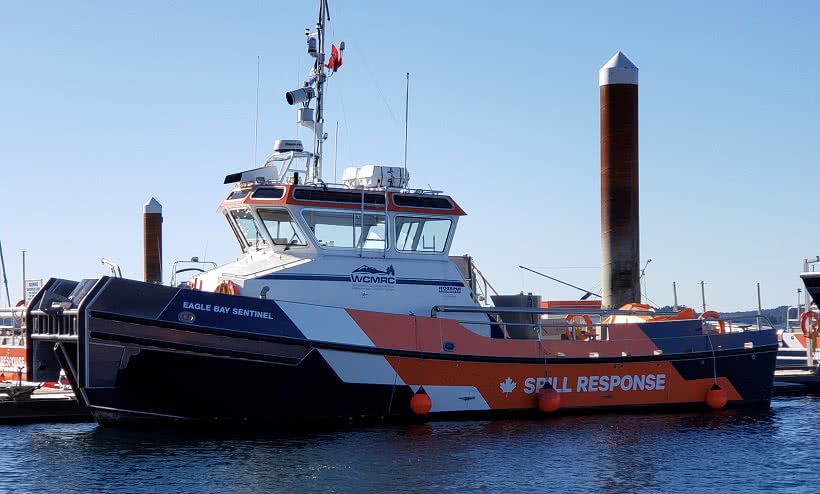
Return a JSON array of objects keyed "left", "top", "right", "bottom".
[
  {"left": 410, "top": 386, "right": 433, "bottom": 415},
  {"left": 537, "top": 381, "right": 561, "bottom": 413},
  {"left": 705, "top": 384, "right": 728, "bottom": 409}
]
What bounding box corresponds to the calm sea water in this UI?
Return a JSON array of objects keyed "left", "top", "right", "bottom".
[{"left": 1, "top": 397, "right": 819, "bottom": 493}]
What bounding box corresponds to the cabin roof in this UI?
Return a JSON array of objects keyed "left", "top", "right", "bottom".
[{"left": 220, "top": 183, "right": 466, "bottom": 216}]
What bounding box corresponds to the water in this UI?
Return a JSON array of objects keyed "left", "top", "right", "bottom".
[{"left": 2, "top": 397, "right": 819, "bottom": 493}]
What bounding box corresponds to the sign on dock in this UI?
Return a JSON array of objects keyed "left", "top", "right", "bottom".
[{"left": 25, "top": 279, "right": 42, "bottom": 304}]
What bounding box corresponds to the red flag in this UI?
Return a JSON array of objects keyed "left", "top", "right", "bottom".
[{"left": 326, "top": 44, "right": 343, "bottom": 72}]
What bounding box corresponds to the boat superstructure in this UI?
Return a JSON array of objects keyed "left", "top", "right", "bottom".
[{"left": 24, "top": 0, "right": 778, "bottom": 425}]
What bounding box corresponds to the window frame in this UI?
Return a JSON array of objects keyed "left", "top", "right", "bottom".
[
  {"left": 301, "top": 208, "right": 389, "bottom": 252},
  {"left": 224, "top": 211, "right": 249, "bottom": 253},
  {"left": 256, "top": 207, "right": 309, "bottom": 249},
  {"left": 228, "top": 208, "right": 269, "bottom": 251},
  {"left": 394, "top": 215, "right": 453, "bottom": 255}
]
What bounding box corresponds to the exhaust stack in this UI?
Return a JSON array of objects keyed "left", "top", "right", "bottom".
[
  {"left": 600, "top": 52, "right": 640, "bottom": 309},
  {"left": 143, "top": 198, "right": 163, "bottom": 284}
]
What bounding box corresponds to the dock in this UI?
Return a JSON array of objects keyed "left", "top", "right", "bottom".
[
  {"left": 773, "top": 367, "right": 820, "bottom": 396},
  {"left": 0, "top": 384, "right": 90, "bottom": 423}
]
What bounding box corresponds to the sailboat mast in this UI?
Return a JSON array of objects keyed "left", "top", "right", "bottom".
[
  {"left": 313, "top": 0, "right": 327, "bottom": 181},
  {"left": 0, "top": 241, "right": 10, "bottom": 307}
]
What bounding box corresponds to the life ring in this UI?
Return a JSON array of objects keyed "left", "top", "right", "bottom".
[
  {"left": 565, "top": 314, "right": 594, "bottom": 340},
  {"left": 800, "top": 311, "right": 820, "bottom": 337},
  {"left": 214, "top": 279, "right": 240, "bottom": 296},
  {"left": 699, "top": 310, "right": 725, "bottom": 333}
]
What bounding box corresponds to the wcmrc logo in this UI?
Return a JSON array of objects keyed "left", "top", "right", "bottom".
[{"left": 350, "top": 265, "right": 396, "bottom": 285}]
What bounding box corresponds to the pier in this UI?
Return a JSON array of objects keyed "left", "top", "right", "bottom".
[{"left": 0, "top": 384, "right": 89, "bottom": 423}]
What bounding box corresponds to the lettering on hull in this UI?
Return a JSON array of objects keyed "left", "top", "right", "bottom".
[
  {"left": 510, "top": 374, "right": 667, "bottom": 395},
  {"left": 181, "top": 301, "right": 274, "bottom": 320}
]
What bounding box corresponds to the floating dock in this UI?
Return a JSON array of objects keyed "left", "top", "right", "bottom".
[
  {"left": 0, "top": 384, "right": 90, "bottom": 423},
  {"left": 773, "top": 368, "right": 820, "bottom": 396}
]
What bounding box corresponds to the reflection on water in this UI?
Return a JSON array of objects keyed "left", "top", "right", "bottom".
[{"left": 1, "top": 398, "right": 819, "bottom": 493}]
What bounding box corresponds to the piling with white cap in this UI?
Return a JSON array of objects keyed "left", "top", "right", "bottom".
[
  {"left": 600, "top": 52, "right": 640, "bottom": 309},
  {"left": 143, "top": 198, "right": 163, "bottom": 284}
]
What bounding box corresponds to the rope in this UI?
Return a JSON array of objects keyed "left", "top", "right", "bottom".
[
  {"left": 387, "top": 370, "right": 398, "bottom": 416},
  {"left": 535, "top": 324, "right": 551, "bottom": 378}
]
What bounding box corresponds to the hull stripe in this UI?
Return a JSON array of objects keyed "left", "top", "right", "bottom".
[
  {"left": 277, "top": 302, "right": 375, "bottom": 347},
  {"left": 318, "top": 349, "right": 406, "bottom": 386},
  {"left": 258, "top": 273, "right": 464, "bottom": 287}
]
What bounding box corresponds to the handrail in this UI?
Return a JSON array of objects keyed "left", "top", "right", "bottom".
[
  {"left": 0, "top": 307, "right": 26, "bottom": 316},
  {"left": 432, "top": 305, "right": 678, "bottom": 318}
]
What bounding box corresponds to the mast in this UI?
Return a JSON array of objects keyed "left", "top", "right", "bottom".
[
  {"left": 313, "top": 0, "right": 328, "bottom": 181},
  {"left": 284, "top": 0, "right": 341, "bottom": 184},
  {"left": 0, "top": 241, "right": 10, "bottom": 307},
  {"left": 404, "top": 72, "right": 409, "bottom": 176}
]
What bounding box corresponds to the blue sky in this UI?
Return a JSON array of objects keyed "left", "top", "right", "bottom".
[{"left": 1, "top": 1, "right": 818, "bottom": 311}]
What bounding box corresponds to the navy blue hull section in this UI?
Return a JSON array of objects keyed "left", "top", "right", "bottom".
[
  {"left": 671, "top": 349, "right": 776, "bottom": 403},
  {"left": 85, "top": 349, "right": 415, "bottom": 423}
]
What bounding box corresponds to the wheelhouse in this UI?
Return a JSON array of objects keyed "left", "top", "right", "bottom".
[{"left": 219, "top": 181, "right": 466, "bottom": 258}]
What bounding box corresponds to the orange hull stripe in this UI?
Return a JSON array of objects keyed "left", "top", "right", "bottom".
[{"left": 386, "top": 356, "right": 742, "bottom": 410}]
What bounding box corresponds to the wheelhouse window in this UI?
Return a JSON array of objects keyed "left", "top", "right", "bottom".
[
  {"left": 230, "top": 209, "right": 266, "bottom": 249},
  {"left": 395, "top": 217, "right": 451, "bottom": 253},
  {"left": 258, "top": 208, "right": 307, "bottom": 247},
  {"left": 302, "top": 210, "right": 387, "bottom": 250}
]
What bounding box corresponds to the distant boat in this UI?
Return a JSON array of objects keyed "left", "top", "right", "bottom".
[{"left": 0, "top": 307, "right": 26, "bottom": 381}]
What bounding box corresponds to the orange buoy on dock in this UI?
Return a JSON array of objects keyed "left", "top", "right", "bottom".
[
  {"left": 410, "top": 387, "right": 432, "bottom": 415},
  {"left": 537, "top": 382, "right": 561, "bottom": 413},
  {"left": 705, "top": 384, "right": 728, "bottom": 409}
]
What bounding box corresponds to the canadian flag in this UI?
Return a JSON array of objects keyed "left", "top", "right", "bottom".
[{"left": 326, "top": 44, "right": 343, "bottom": 72}]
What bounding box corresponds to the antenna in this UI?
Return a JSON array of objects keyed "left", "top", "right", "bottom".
[
  {"left": 21, "top": 251, "right": 26, "bottom": 305},
  {"left": 403, "top": 72, "right": 409, "bottom": 177},
  {"left": 519, "top": 265, "right": 600, "bottom": 300},
  {"left": 640, "top": 258, "right": 652, "bottom": 303},
  {"left": 333, "top": 120, "right": 339, "bottom": 183},
  {"left": 253, "top": 56, "right": 261, "bottom": 166}
]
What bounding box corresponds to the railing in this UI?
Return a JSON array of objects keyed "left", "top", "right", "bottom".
[
  {"left": 29, "top": 309, "right": 80, "bottom": 340},
  {"left": 432, "top": 306, "right": 675, "bottom": 318},
  {"left": 432, "top": 305, "right": 775, "bottom": 342},
  {"left": 471, "top": 265, "right": 499, "bottom": 307},
  {"left": 0, "top": 307, "right": 25, "bottom": 328}
]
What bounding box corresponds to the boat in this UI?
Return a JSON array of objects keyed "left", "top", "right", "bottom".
[
  {"left": 797, "top": 267, "right": 820, "bottom": 366},
  {"left": 24, "top": 1, "right": 777, "bottom": 425},
  {"left": 0, "top": 307, "right": 27, "bottom": 382},
  {"left": 774, "top": 304, "right": 818, "bottom": 368}
]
